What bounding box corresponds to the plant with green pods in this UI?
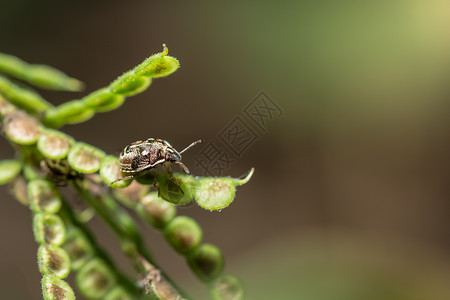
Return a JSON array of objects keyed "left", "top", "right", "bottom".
[{"left": 0, "top": 46, "right": 252, "bottom": 300}]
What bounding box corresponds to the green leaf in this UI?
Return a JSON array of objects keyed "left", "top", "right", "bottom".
[
  {"left": 210, "top": 274, "right": 244, "bottom": 300},
  {"left": 100, "top": 155, "right": 132, "bottom": 188},
  {"left": 67, "top": 142, "right": 105, "bottom": 174},
  {"left": 76, "top": 258, "right": 116, "bottom": 299},
  {"left": 187, "top": 243, "right": 224, "bottom": 282},
  {"left": 0, "top": 159, "right": 22, "bottom": 185},
  {"left": 37, "top": 129, "right": 74, "bottom": 160},
  {"left": 38, "top": 245, "right": 71, "bottom": 279},
  {"left": 164, "top": 216, "right": 202, "bottom": 254},
  {"left": 194, "top": 168, "right": 254, "bottom": 211},
  {"left": 41, "top": 275, "right": 75, "bottom": 300}
]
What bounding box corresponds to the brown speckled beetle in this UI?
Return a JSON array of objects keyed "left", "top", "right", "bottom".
[{"left": 119, "top": 138, "right": 201, "bottom": 179}]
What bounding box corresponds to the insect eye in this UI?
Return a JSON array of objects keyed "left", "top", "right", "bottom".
[{"left": 121, "top": 145, "right": 130, "bottom": 156}]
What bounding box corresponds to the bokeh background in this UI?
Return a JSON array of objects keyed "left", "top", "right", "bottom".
[{"left": 1, "top": 0, "right": 450, "bottom": 299}]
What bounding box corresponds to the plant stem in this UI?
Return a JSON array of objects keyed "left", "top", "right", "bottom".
[
  {"left": 58, "top": 198, "right": 139, "bottom": 295},
  {"left": 71, "top": 180, "right": 191, "bottom": 299}
]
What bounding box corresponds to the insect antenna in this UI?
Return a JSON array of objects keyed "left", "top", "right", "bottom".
[{"left": 179, "top": 139, "right": 202, "bottom": 154}]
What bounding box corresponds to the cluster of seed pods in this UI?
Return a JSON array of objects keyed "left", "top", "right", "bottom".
[
  {"left": 115, "top": 185, "right": 245, "bottom": 300},
  {"left": 0, "top": 47, "right": 251, "bottom": 300}
]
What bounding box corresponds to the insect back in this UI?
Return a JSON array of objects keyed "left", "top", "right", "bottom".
[{"left": 118, "top": 138, "right": 201, "bottom": 204}]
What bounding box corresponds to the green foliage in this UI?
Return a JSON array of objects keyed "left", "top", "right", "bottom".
[
  {"left": 0, "top": 52, "right": 83, "bottom": 91},
  {"left": 0, "top": 47, "right": 252, "bottom": 300},
  {"left": 210, "top": 275, "right": 244, "bottom": 300},
  {"left": 0, "top": 159, "right": 22, "bottom": 184},
  {"left": 187, "top": 244, "right": 225, "bottom": 282},
  {"left": 41, "top": 275, "right": 75, "bottom": 300},
  {"left": 164, "top": 216, "right": 203, "bottom": 254},
  {"left": 37, "top": 129, "right": 75, "bottom": 160},
  {"left": 76, "top": 258, "right": 116, "bottom": 299},
  {"left": 38, "top": 245, "right": 71, "bottom": 279},
  {"left": 28, "top": 179, "right": 62, "bottom": 213},
  {"left": 137, "top": 192, "right": 176, "bottom": 229},
  {"left": 33, "top": 213, "right": 66, "bottom": 246},
  {"left": 67, "top": 142, "right": 105, "bottom": 174},
  {"left": 0, "top": 76, "right": 52, "bottom": 114}
]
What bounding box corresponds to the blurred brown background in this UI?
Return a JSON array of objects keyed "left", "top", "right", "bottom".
[{"left": 1, "top": 0, "right": 450, "bottom": 299}]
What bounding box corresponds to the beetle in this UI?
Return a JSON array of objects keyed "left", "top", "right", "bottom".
[{"left": 118, "top": 138, "right": 201, "bottom": 181}]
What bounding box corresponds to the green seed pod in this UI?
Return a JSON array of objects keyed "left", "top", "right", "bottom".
[
  {"left": 134, "top": 46, "right": 180, "bottom": 78},
  {"left": 164, "top": 216, "right": 202, "bottom": 254},
  {"left": 38, "top": 245, "right": 71, "bottom": 279},
  {"left": 210, "top": 274, "right": 244, "bottom": 300},
  {"left": 23, "top": 164, "right": 42, "bottom": 181},
  {"left": 41, "top": 274, "right": 75, "bottom": 300},
  {"left": 27, "top": 64, "right": 84, "bottom": 92},
  {"left": 110, "top": 71, "right": 152, "bottom": 96},
  {"left": 104, "top": 287, "right": 133, "bottom": 300},
  {"left": 83, "top": 88, "right": 125, "bottom": 113},
  {"left": 65, "top": 109, "right": 95, "bottom": 126},
  {"left": 137, "top": 192, "right": 176, "bottom": 229},
  {"left": 156, "top": 173, "right": 196, "bottom": 205},
  {"left": 0, "top": 53, "right": 24, "bottom": 78},
  {"left": 112, "top": 180, "right": 149, "bottom": 208},
  {"left": 44, "top": 100, "right": 94, "bottom": 127},
  {"left": 62, "top": 227, "right": 94, "bottom": 270},
  {"left": 100, "top": 155, "right": 132, "bottom": 188},
  {"left": 33, "top": 213, "right": 66, "bottom": 246},
  {"left": 0, "top": 76, "right": 52, "bottom": 114},
  {"left": 0, "top": 94, "right": 16, "bottom": 116},
  {"left": 67, "top": 142, "right": 105, "bottom": 174},
  {"left": 0, "top": 53, "right": 83, "bottom": 91},
  {"left": 134, "top": 171, "right": 156, "bottom": 185},
  {"left": 76, "top": 258, "right": 116, "bottom": 299},
  {"left": 28, "top": 179, "right": 62, "bottom": 213},
  {"left": 187, "top": 243, "right": 225, "bottom": 282},
  {"left": 37, "top": 129, "right": 74, "bottom": 160},
  {"left": 11, "top": 175, "right": 29, "bottom": 206},
  {"left": 194, "top": 168, "right": 254, "bottom": 211},
  {"left": 3, "top": 111, "right": 41, "bottom": 145},
  {"left": 0, "top": 159, "right": 22, "bottom": 185}
]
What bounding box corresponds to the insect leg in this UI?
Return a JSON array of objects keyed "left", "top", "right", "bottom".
[{"left": 110, "top": 175, "right": 135, "bottom": 185}]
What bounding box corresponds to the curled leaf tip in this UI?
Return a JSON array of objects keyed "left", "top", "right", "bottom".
[{"left": 236, "top": 167, "right": 255, "bottom": 186}]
